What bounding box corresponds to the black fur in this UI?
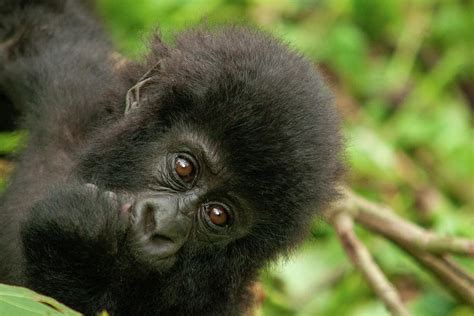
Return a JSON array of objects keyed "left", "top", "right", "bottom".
[{"left": 0, "top": 1, "right": 344, "bottom": 315}]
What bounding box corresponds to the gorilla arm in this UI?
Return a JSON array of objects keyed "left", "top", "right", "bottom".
[
  {"left": 21, "top": 184, "right": 130, "bottom": 314},
  {"left": 0, "top": 0, "right": 128, "bottom": 283}
]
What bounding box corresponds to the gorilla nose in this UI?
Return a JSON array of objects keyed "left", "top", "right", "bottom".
[{"left": 132, "top": 196, "right": 191, "bottom": 259}]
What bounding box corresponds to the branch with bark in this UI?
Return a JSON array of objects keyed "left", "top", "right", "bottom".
[{"left": 323, "top": 187, "right": 474, "bottom": 315}]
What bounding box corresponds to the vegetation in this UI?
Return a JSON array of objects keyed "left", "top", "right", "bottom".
[{"left": 0, "top": 0, "right": 472, "bottom": 315}]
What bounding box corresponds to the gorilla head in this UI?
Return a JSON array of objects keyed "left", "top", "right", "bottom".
[{"left": 75, "top": 26, "right": 343, "bottom": 273}]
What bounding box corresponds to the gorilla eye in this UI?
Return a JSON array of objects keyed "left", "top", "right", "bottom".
[
  {"left": 174, "top": 156, "right": 195, "bottom": 182},
  {"left": 206, "top": 204, "right": 230, "bottom": 227}
]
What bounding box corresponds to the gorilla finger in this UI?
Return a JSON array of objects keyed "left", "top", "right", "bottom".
[{"left": 84, "top": 183, "right": 98, "bottom": 192}]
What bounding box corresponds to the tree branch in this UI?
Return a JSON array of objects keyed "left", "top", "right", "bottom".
[
  {"left": 327, "top": 210, "right": 410, "bottom": 316},
  {"left": 324, "top": 187, "right": 474, "bottom": 310},
  {"left": 340, "top": 189, "right": 474, "bottom": 257}
]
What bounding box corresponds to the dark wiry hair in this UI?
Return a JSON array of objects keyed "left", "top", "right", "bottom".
[
  {"left": 1, "top": 2, "right": 344, "bottom": 311},
  {"left": 72, "top": 26, "right": 344, "bottom": 314}
]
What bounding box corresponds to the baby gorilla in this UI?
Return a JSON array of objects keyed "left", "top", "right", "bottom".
[{"left": 0, "top": 1, "right": 343, "bottom": 315}]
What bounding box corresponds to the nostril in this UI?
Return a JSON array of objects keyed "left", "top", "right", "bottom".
[{"left": 143, "top": 204, "right": 156, "bottom": 234}]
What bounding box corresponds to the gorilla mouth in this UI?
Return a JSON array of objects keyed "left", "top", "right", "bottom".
[
  {"left": 151, "top": 234, "right": 174, "bottom": 245},
  {"left": 130, "top": 224, "right": 183, "bottom": 261},
  {"left": 133, "top": 237, "right": 179, "bottom": 270}
]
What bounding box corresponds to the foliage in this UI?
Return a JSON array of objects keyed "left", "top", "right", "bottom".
[
  {"left": 0, "top": 284, "right": 80, "bottom": 316},
  {"left": 0, "top": 0, "right": 472, "bottom": 315}
]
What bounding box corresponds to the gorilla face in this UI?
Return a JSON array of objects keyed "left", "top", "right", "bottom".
[{"left": 122, "top": 132, "right": 254, "bottom": 271}]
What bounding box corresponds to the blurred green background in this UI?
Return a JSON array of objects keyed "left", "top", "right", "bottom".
[{"left": 0, "top": 0, "right": 473, "bottom": 315}]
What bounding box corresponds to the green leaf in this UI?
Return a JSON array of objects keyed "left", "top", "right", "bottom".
[
  {"left": 0, "top": 131, "right": 27, "bottom": 154},
  {"left": 0, "top": 284, "right": 81, "bottom": 316}
]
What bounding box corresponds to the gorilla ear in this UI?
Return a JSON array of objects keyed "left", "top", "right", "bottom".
[
  {"left": 125, "top": 61, "right": 162, "bottom": 115},
  {"left": 125, "top": 77, "right": 153, "bottom": 114}
]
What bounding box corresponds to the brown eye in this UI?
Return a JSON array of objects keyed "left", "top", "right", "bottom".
[
  {"left": 175, "top": 156, "right": 195, "bottom": 182},
  {"left": 207, "top": 204, "right": 229, "bottom": 227}
]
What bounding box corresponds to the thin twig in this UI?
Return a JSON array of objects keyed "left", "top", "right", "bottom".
[
  {"left": 326, "top": 187, "right": 474, "bottom": 307},
  {"left": 327, "top": 210, "right": 410, "bottom": 316},
  {"left": 402, "top": 248, "right": 474, "bottom": 304},
  {"left": 340, "top": 189, "right": 474, "bottom": 257}
]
